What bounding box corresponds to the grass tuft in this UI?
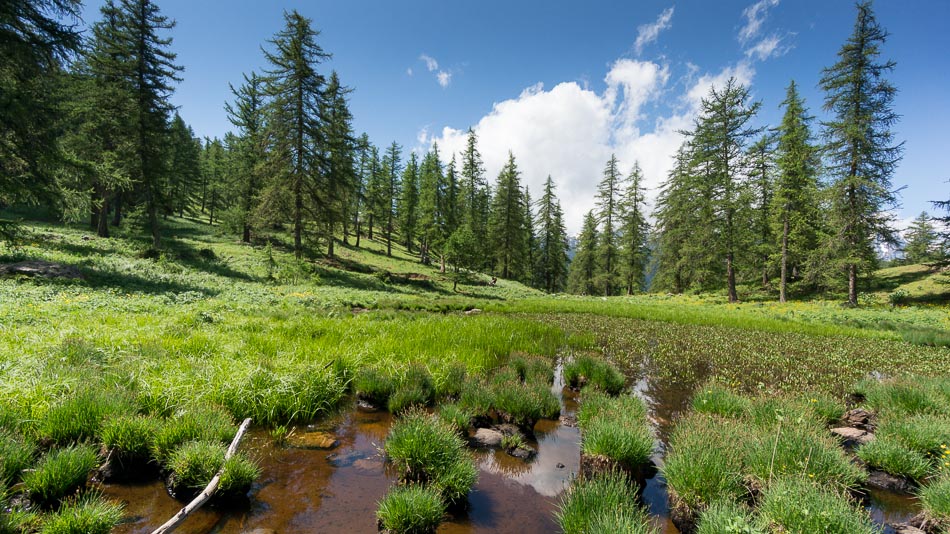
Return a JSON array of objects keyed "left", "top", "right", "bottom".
[
  {"left": 37, "top": 388, "right": 134, "bottom": 445},
  {"left": 437, "top": 404, "right": 472, "bottom": 436},
  {"left": 578, "top": 392, "right": 653, "bottom": 469},
  {"left": 919, "top": 474, "right": 950, "bottom": 527},
  {"left": 696, "top": 499, "right": 762, "bottom": 534},
  {"left": 757, "top": 477, "right": 879, "bottom": 534},
  {"left": 376, "top": 484, "right": 445, "bottom": 534},
  {"left": 0, "top": 428, "right": 36, "bottom": 484},
  {"left": 856, "top": 438, "right": 932, "bottom": 481},
  {"left": 39, "top": 493, "right": 124, "bottom": 534},
  {"left": 167, "top": 441, "right": 260, "bottom": 498},
  {"left": 691, "top": 383, "right": 749, "bottom": 418},
  {"left": 100, "top": 415, "right": 160, "bottom": 465},
  {"left": 151, "top": 406, "right": 235, "bottom": 463},
  {"left": 563, "top": 354, "right": 625, "bottom": 395},
  {"left": 556, "top": 471, "right": 655, "bottom": 534},
  {"left": 22, "top": 445, "right": 98, "bottom": 506},
  {"left": 354, "top": 366, "right": 395, "bottom": 407},
  {"left": 387, "top": 365, "right": 435, "bottom": 414}
]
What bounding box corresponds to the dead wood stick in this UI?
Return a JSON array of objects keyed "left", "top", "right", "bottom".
[{"left": 150, "top": 417, "right": 253, "bottom": 534}]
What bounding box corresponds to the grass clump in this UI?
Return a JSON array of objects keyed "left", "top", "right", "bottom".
[
  {"left": 857, "top": 438, "right": 932, "bottom": 481},
  {"left": 696, "top": 499, "right": 762, "bottom": 534},
  {"left": 387, "top": 365, "right": 435, "bottom": 414},
  {"left": 456, "top": 379, "right": 494, "bottom": 420},
  {"left": 384, "top": 409, "right": 477, "bottom": 504},
  {"left": 376, "top": 484, "right": 446, "bottom": 534},
  {"left": 37, "top": 389, "right": 134, "bottom": 445},
  {"left": 166, "top": 441, "right": 260, "bottom": 498},
  {"left": 437, "top": 404, "right": 472, "bottom": 436},
  {"left": 919, "top": 474, "right": 950, "bottom": 527},
  {"left": 861, "top": 377, "right": 950, "bottom": 417},
  {"left": 223, "top": 364, "right": 347, "bottom": 426},
  {"left": 757, "top": 477, "right": 879, "bottom": 534},
  {"left": 691, "top": 383, "right": 749, "bottom": 418},
  {"left": 39, "top": 493, "right": 124, "bottom": 534},
  {"left": 578, "top": 392, "right": 653, "bottom": 469},
  {"left": 22, "top": 445, "right": 98, "bottom": 506},
  {"left": 0, "top": 428, "right": 36, "bottom": 484},
  {"left": 490, "top": 376, "right": 559, "bottom": 428},
  {"left": 354, "top": 366, "right": 395, "bottom": 407},
  {"left": 510, "top": 354, "right": 553, "bottom": 385},
  {"left": 100, "top": 415, "right": 160, "bottom": 466},
  {"left": 434, "top": 363, "right": 466, "bottom": 399},
  {"left": 151, "top": 406, "right": 235, "bottom": 462},
  {"left": 556, "top": 471, "right": 655, "bottom": 534},
  {"left": 564, "top": 354, "right": 625, "bottom": 395}
]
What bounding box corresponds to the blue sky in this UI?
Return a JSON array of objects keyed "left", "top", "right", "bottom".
[{"left": 75, "top": 0, "right": 950, "bottom": 235}]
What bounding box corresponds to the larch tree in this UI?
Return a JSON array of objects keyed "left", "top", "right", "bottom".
[
  {"left": 460, "top": 128, "right": 491, "bottom": 268},
  {"left": 903, "top": 212, "right": 939, "bottom": 264},
  {"left": 820, "top": 1, "right": 902, "bottom": 306},
  {"left": 166, "top": 113, "right": 201, "bottom": 220},
  {"left": 488, "top": 152, "right": 528, "bottom": 280},
  {"left": 397, "top": 152, "right": 420, "bottom": 253},
  {"left": 567, "top": 211, "right": 599, "bottom": 295},
  {"left": 382, "top": 142, "right": 402, "bottom": 256},
  {"left": 225, "top": 71, "right": 267, "bottom": 243},
  {"left": 747, "top": 135, "right": 775, "bottom": 289},
  {"left": 772, "top": 80, "right": 821, "bottom": 302},
  {"left": 619, "top": 162, "right": 650, "bottom": 294},
  {"left": 261, "top": 9, "right": 329, "bottom": 258},
  {"left": 535, "top": 176, "right": 569, "bottom": 293},
  {"left": 595, "top": 155, "right": 623, "bottom": 295},
  {"left": 320, "top": 71, "right": 356, "bottom": 258},
  {"left": 417, "top": 144, "right": 446, "bottom": 266}
]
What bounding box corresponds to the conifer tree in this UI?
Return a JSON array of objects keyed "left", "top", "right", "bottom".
[
  {"left": 417, "top": 144, "right": 446, "bottom": 266},
  {"left": 820, "top": 1, "right": 902, "bottom": 306},
  {"left": 488, "top": 152, "right": 528, "bottom": 279},
  {"left": 619, "top": 162, "right": 650, "bottom": 294},
  {"left": 351, "top": 133, "right": 371, "bottom": 247},
  {"left": 772, "top": 80, "right": 821, "bottom": 302},
  {"left": 381, "top": 142, "right": 402, "bottom": 256},
  {"left": 200, "top": 138, "right": 226, "bottom": 225},
  {"left": 260, "top": 9, "right": 329, "bottom": 258},
  {"left": 397, "top": 152, "right": 420, "bottom": 253},
  {"left": 460, "top": 129, "right": 491, "bottom": 267},
  {"left": 903, "top": 212, "right": 939, "bottom": 264},
  {"left": 320, "top": 71, "right": 356, "bottom": 258},
  {"left": 225, "top": 71, "right": 267, "bottom": 242},
  {"left": 748, "top": 135, "right": 775, "bottom": 289},
  {"left": 523, "top": 187, "right": 539, "bottom": 286},
  {"left": 166, "top": 113, "right": 201, "bottom": 219},
  {"left": 568, "top": 211, "right": 599, "bottom": 295},
  {"left": 595, "top": 155, "right": 623, "bottom": 295},
  {"left": 535, "top": 176, "right": 569, "bottom": 293},
  {"left": 444, "top": 156, "right": 460, "bottom": 239},
  {"left": 364, "top": 144, "right": 384, "bottom": 240}
]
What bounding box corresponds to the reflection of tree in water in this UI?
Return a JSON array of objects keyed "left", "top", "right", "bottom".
[
  {"left": 479, "top": 449, "right": 535, "bottom": 477},
  {"left": 634, "top": 356, "right": 712, "bottom": 445}
]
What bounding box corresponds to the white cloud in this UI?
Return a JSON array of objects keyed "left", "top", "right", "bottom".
[
  {"left": 634, "top": 7, "right": 675, "bottom": 56},
  {"left": 739, "top": 0, "right": 779, "bottom": 44},
  {"left": 745, "top": 34, "right": 791, "bottom": 61},
  {"left": 420, "top": 54, "right": 439, "bottom": 72},
  {"left": 437, "top": 71, "right": 452, "bottom": 88}
]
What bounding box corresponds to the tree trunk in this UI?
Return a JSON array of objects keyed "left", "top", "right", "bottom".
[
  {"left": 97, "top": 190, "right": 110, "bottom": 238},
  {"left": 355, "top": 218, "right": 361, "bottom": 247},
  {"left": 726, "top": 252, "right": 737, "bottom": 302},
  {"left": 112, "top": 193, "right": 122, "bottom": 227},
  {"left": 242, "top": 223, "right": 250, "bottom": 244},
  {"left": 848, "top": 263, "right": 857, "bottom": 306},
  {"left": 780, "top": 216, "right": 788, "bottom": 303},
  {"left": 368, "top": 214, "right": 374, "bottom": 240},
  {"left": 294, "top": 180, "right": 302, "bottom": 259},
  {"left": 327, "top": 234, "right": 334, "bottom": 258}
]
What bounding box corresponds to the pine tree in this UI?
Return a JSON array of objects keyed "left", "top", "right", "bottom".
[
  {"left": 166, "top": 113, "right": 201, "bottom": 220},
  {"left": 460, "top": 129, "right": 491, "bottom": 268},
  {"left": 820, "top": 1, "right": 902, "bottom": 306},
  {"left": 225, "top": 71, "right": 267, "bottom": 243},
  {"left": 748, "top": 135, "right": 775, "bottom": 289},
  {"left": 0, "top": 0, "right": 82, "bottom": 204},
  {"left": 619, "top": 162, "right": 650, "bottom": 294},
  {"left": 200, "top": 138, "right": 226, "bottom": 225},
  {"left": 488, "top": 152, "right": 528, "bottom": 279},
  {"left": 320, "top": 71, "right": 356, "bottom": 258},
  {"left": 260, "top": 9, "right": 329, "bottom": 258},
  {"left": 351, "top": 133, "right": 371, "bottom": 247},
  {"left": 523, "top": 187, "right": 539, "bottom": 286},
  {"left": 903, "top": 212, "right": 939, "bottom": 264},
  {"left": 595, "top": 155, "right": 623, "bottom": 295},
  {"left": 535, "top": 176, "right": 569, "bottom": 293},
  {"left": 364, "top": 144, "right": 384, "bottom": 240},
  {"left": 417, "top": 144, "right": 446, "bottom": 266},
  {"left": 444, "top": 155, "right": 460, "bottom": 239},
  {"left": 382, "top": 142, "right": 402, "bottom": 256},
  {"left": 568, "top": 211, "right": 599, "bottom": 295},
  {"left": 690, "top": 77, "right": 762, "bottom": 302},
  {"left": 772, "top": 80, "right": 822, "bottom": 302},
  {"left": 397, "top": 152, "right": 419, "bottom": 253}
]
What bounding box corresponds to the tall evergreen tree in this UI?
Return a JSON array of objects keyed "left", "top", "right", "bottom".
[
  {"left": 523, "top": 187, "right": 539, "bottom": 286},
  {"left": 320, "top": 71, "right": 356, "bottom": 258},
  {"left": 619, "top": 162, "right": 650, "bottom": 294},
  {"left": 200, "top": 137, "right": 226, "bottom": 225},
  {"left": 364, "top": 144, "right": 384, "bottom": 240},
  {"left": 260, "top": 9, "right": 329, "bottom": 258},
  {"left": 748, "top": 135, "right": 775, "bottom": 289},
  {"left": 535, "top": 176, "right": 569, "bottom": 293},
  {"left": 225, "top": 71, "right": 267, "bottom": 242},
  {"left": 444, "top": 155, "right": 460, "bottom": 239},
  {"left": 397, "top": 152, "right": 419, "bottom": 253},
  {"left": 595, "top": 155, "right": 623, "bottom": 295},
  {"left": 903, "top": 212, "right": 939, "bottom": 264},
  {"left": 568, "top": 211, "right": 599, "bottom": 295},
  {"left": 382, "top": 142, "right": 402, "bottom": 256},
  {"left": 690, "top": 77, "right": 762, "bottom": 302},
  {"left": 488, "top": 152, "right": 528, "bottom": 279},
  {"left": 417, "top": 144, "right": 446, "bottom": 266},
  {"left": 653, "top": 144, "right": 708, "bottom": 293},
  {"left": 460, "top": 129, "right": 491, "bottom": 267},
  {"left": 772, "top": 80, "right": 821, "bottom": 302},
  {"left": 820, "top": 1, "right": 902, "bottom": 306},
  {"left": 166, "top": 113, "right": 201, "bottom": 220},
  {"left": 351, "top": 133, "right": 371, "bottom": 247}
]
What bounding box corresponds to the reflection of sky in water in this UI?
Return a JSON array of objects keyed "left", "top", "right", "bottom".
[{"left": 477, "top": 422, "right": 580, "bottom": 497}]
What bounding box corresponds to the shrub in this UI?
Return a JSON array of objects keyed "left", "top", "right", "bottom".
[
  {"left": 167, "top": 441, "right": 260, "bottom": 498},
  {"left": 37, "top": 389, "right": 134, "bottom": 445},
  {"left": 40, "top": 494, "right": 124, "bottom": 534},
  {"left": 563, "top": 354, "right": 625, "bottom": 395},
  {"left": 354, "top": 367, "right": 395, "bottom": 407},
  {"left": 0, "top": 428, "right": 36, "bottom": 484},
  {"left": 557, "top": 471, "right": 654, "bottom": 534},
  {"left": 376, "top": 484, "right": 445, "bottom": 534},
  {"left": 151, "top": 406, "right": 235, "bottom": 462},
  {"left": 691, "top": 384, "right": 749, "bottom": 418},
  {"left": 856, "top": 438, "right": 932, "bottom": 481},
  {"left": 758, "top": 477, "right": 878, "bottom": 534},
  {"left": 22, "top": 445, "right": 98, "bottom": 506}
]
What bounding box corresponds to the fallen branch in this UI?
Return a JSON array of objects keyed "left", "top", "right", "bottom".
[{"left": 151, "top": 417, "right": 252, "bottom": 534}]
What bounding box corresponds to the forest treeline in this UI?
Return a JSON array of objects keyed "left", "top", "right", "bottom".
[{"left": 1, "top": 1, "right": 946, "bottom": 303}]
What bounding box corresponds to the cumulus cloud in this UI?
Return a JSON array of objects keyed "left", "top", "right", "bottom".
[
  {"left": 436, "top": 71, "right": 452, "bottom": 88},
  {"left": 634, "top": 7, "right": 675, "bottom": 56},
  {"left": 739, "top": 0, "right": 779, "bottom": 44}
]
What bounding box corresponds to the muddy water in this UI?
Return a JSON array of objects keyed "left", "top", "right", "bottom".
[{"left": 104, "top": 357, "right": 920, "bottom": 534}]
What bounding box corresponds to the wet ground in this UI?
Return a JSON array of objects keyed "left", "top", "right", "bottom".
[{"left": 104, "top": 358, "right": 920, "bottom": 534}]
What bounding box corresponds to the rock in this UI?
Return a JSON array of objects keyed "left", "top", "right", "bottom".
[
  {"left": 464, "top": 308, "right": 482, "bottom": 316},
  {"left": 556, "top": 462, "right": 565, "bottom": 469},
  {"left": 356, "top": 399, "right": 380, "bottom": 412},
  {"left": 866, "top": 470, "right": 916, "bottom": 494},
  {"left": 842, "top": 408, "right": 876, "bottom": 431},
  {"left": 470, "top": 428, "right": 504, "bottom": 448},
  {"left": 507, "top": 446, "right": 537, "bottom": 461},
  {"left": 831, "top": 427, "right": 874, "bottom": 447},
  {"left": 558, "top": 414, "right": 578, "bottom": 427},
  {"left": 287, "top": 431, "right": 338, "bottom": 450},
  {"left": 0, "top": 261, "right": 83, "bottom": 279},
  {"left": 892, "top": 525, "right": 926, "bottom": 534}
]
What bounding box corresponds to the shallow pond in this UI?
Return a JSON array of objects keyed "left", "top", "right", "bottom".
[{"left": 104, "top": 358, "right": 919, "bottom": 533}]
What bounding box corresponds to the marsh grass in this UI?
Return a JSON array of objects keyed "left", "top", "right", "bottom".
[
  {"left": 861, "top": 377, "right": 950, "bottom": 417},
  {"left": 376, "top": 484, "right": 446, "bottom": 534},
  {"left": 434, "top": 363, "right": 466, "bottom": 399},
  {"left": 691, "top": 384, "right": 750, "bottom": 418},
  {"left": 39, "top": 493, "right": 124, "bottom": 534},
  {"left": 0, "top": 428, "right": 36, "bottom": 484},
  {"left": 437, "top": 404, "right": 472, "bottom": 436},
  {"left": 384, "top": 410, "right": 477, "bottom": 504},
  {"left": 22, "top": 445, "right": 98, "bottom": 506},
  {"left": 387, "top": 365, "right": 435, "bottom": 414},
  {"left": 757, "top": 477, "right": 879, "bottom": 534},
  {"left": 578, "top": 392, "right": 653, "bottom": 470},
  {"left": 510, "top": 354, "right": 554, "bottom": 385},
  {"left": 151, "top": 406, "right": 235, "bottom": 463},
  {"left": 856, "top": 438, "right": 932, "bottom": 481},
  {"left": 563, "top": 354, "right": 625, "bottom": 395},
  {"left": 100, "top": 415, "right": 159, "bottom": 465},
  {"left": 167, "top": 441, "right": 260, "bottom": 499},
  {"left": 695, "top": 499, "right": 762, "bottom": 534},
  {"left": 37, "top": 388, "right": 135, "bottom": 445},
  {"left": 354, "top": 367, "right": 395, "bottom": 407},
  {"left": 490, "top": 377, "right": 559, "bottom": 429},
  {"left": 556, "top": 471, "right": 655, "bottom": 534},
  {"left": 222, "top": 364, "right": 348, "bottom": 426},
  {"left": 919, "top": 474, "right": 950, "bottom": 527},
  {"left": 457, "top": 379, "right": 494, "bottom": 420}
]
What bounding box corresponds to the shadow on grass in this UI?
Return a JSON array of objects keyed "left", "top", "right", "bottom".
[
  {"left": 870, "top": 266, "right": 938, "bottom": 292},
  {"left": 80, "top": 266, "right": 219, "bottom": 296}
]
